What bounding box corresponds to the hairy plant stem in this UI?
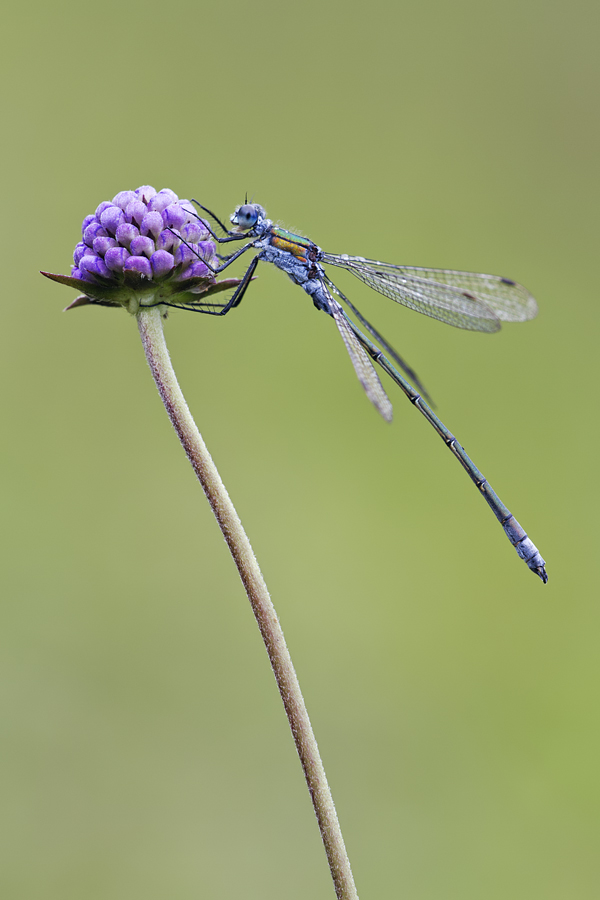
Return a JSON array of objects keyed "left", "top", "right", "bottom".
[{"left": 137, "top": 305, "right": 359, "bottom": 900}]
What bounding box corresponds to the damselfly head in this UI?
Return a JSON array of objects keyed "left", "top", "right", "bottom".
[{"left": 231, "top": 203, "right": 265, "bottom": 231}]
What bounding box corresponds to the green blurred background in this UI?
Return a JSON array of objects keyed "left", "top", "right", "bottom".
[{"left": 2, "top": 0, "right": 598, "bottom": 897}]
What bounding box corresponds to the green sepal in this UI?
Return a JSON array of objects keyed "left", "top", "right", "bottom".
[{"left": 41, "top": 271, "right": 248, "bottom": 312}]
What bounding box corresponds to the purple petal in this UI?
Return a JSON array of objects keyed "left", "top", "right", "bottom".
[
  {"left": 93, "top": 236, "right": 117, "bottom": 256},
  {"left": 150, "top": 250, "right": 175, "bottom": 277},
  {"left": 141, "top": 211, "right": 164, "bottom": 240},
  {"left": 179, "top": 200, "right": 197, "bottom": 223},
  {"left": 148, "top": 189, "right": 178, "bottom": 213},
  {"left": 156, "top": 229, "right": 179, "bottom": 252},
  {"left": 100, "top": 205, "right": 126, "bottom": 235},
  {"left": 112, "top": 190, "right": 137, "bottom": 210},
  {"left": 95, "top": 200, "right": 113, "bottom": 220},
  {"left": 74, "top": 241, "right": 93, "bottom": 265},
  {"left": 178, "top": 261, "right": 210, "bottom": 280},
  {"left": 135, "top": 186, "right": 157, "bottom": 204},
  {"left": 80, "top": 254, "right": 111, "bottom": 278},
  {"left": 105, "top": 247, "right": 131, "bottom": 272},
  {"left": 174, "top": 243, "right": 199, "bottom": 266},
  {"left": 130, "top": 235, "right": 155, "bottom": 257},
  {"left": 125, "top": 200, "right": 148, "bottom": 226},
  {"left": 81, "top": 214, "right": 96, "bottom": 235},
  {"left": 71, "top": 266, "right": 96, "bottom": 283},
  {"left": 115, "top": 223, "right": 139, "bottom": 249},
  {"left": 197, "top": 240, "right": 216, "bottom": 262},
  {"left": 181, "top": 220, "right": 210, "bottom": 243},
  {"left": 123, "top": 255, "right": 152, "bottom": 278},
  {"left": 83, "top": 221, "right": 108, "bottom": 247},
  {"left": 163, "top": 203, "right": 187, "bottom": 230}
]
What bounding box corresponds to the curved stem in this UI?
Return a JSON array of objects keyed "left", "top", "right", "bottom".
[{"left": 137, "top": 305, "right": 359, "bottom": 900}]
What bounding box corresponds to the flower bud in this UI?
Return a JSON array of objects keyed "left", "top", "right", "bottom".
[
  {"left": 105, "top": 247, "right": 131, "bottom": 271},
  {"left": 74, "top": 242, "right": 92, "bottom": 265},
  {"left": 124, "top": 255, "right": 153, "bottom": 278},
  {"left": 100, "top": 206, "right": 126, "bottom": 235},
  {"left": 83, "top": 221, "right": 108, "bottom": 246},
  {"left": 93, "top": 236, "right": 117, "bottom": 256},
  {"left": 115, "top": 223, "right": 139, "bottom": 249},
  {"left": 141, "top": 211, "right": 164, "bottom": 240},
  {"left": 112, "top": 190, "right": 137, "bottom": 210},
  {"left": 148, "top": 189, "right": 177, "bottom": 212},
  {"left": 174, "top": 243, "right": 199, "bottom": 267},
  {"left": 197, "top": 241, "right": 217, "bottom": 264},
  {"left": 180, "top": 261, "right": 210, "bottom": 280},
  {"left": 130, "top": 235, "right": 155, "bottom": 258},
  {"left": 135, "top": 186, "right": 157, "bottom": 203},
  {"left": 150, "top": 250, "right": 175, "bottom": 277},
  {"left": 95, "top": 200, "right": 113, "bottom": 220},
  {"left": 125, "top": 200, "right": 148, "bottom": 227},
  {"left": 156, "top": 229, "right": 178, "bottom": 252},
  {"left": 80, "top": 255, "right": 111, "bottom": 279},
  {"left": 181, "top": 220, "right": 209, "bottom": 243},
  {"left": 81, "top": 214, "right": 96, "bottom": 235},
  {"left": 163, "top": 204, "right": 187, "bottom": 230}
]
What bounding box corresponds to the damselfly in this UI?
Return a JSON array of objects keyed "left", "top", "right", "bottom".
[{"left": 161, "top": 201, "right": 547, "bottom": 583}]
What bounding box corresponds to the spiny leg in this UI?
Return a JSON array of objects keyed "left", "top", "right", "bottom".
[
  {"left": 158, "top": 254, "right": 260, "bottom": 316},
  {"left": 158, "top": 299, "right": 231, "bottom": 314},
  {"left": 229, "top": 254, "right": 260, "bottom": 309}
]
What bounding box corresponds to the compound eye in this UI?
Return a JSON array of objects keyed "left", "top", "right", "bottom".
[{"left": 235, "top": 204, "right": 259, "bottom": 230}]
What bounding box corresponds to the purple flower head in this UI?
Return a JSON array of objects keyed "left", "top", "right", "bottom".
[{"left": 42, "top": 186, "right": 244, "bottom": 314}]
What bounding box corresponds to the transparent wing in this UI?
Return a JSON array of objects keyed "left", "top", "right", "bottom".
[
  {"left": 324, "top": 275, "right": 434, "bottom": 405},
  {"left": 328, "top": 294, "right": 393, "bottom": 422},
  {"left": 321, "top": 253, "right": 538, "bottom": 332}
]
